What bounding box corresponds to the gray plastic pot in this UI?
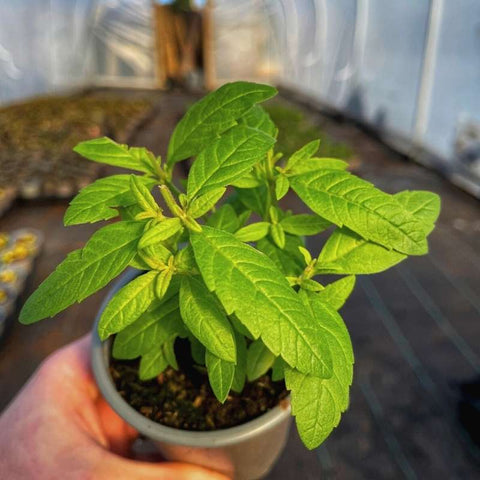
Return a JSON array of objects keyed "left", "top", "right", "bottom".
[{"left": 91, "top": 269, "right": 292, "bottom": 479}]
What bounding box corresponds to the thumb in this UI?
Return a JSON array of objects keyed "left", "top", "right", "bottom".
[{"left": 94, "top": 450, "right": 232, "bottom": 480}]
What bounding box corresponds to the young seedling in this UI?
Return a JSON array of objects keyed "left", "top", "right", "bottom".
[{"left": 19, "top": 82, "right": 440, "bottom": 449}]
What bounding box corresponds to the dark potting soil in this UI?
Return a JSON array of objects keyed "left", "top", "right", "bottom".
[{"left": 110, "top": 341, "right": 288, "bottom": 431}]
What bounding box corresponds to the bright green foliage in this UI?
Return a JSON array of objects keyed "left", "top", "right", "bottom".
[
  {"left": 98, "top": 271, "right": 158, "bottom": 339},
  {"left": 205, "top": 350, "right": 235, "bottom": 403},
  {"left": 288, "top": 157, "right": 348, "bottom": 175},
  {"left": 191, "top": 227, "right": 333, "bottom": 378},
  {"left": 317, "top": 276, "right": 356, "bottom": 310},
  {"left": 234, "top": 222, "right": 270, "bottom": 242},
  {"left": 316, "top": 190, "right": 440, "bottom": 275},
  {"left": 74, "top": 137, "right": 154, "bottom": 173},
  {"left": 286, "top": 140, "right": 319, "bottom": 170},
  {"left": 271, "top": 357, "right": 286, "bottom": 381},
  {"left": 155, "top": 267, "right": 174, "bottom": 299},
  {"left": 270, "top": 223, "right": 285, "bottom": 249},
  {"left": 317, "top": 227, "right": 407, "bottom": 274},
  {"left": 231, "top": 332, "right": 247, "bottom": 392},
  {"left": 394, "top": 190, "right": 440, "bottom": 234},
  {"left": 238, "top": 105, "right": 277, "bottom": 137},
  {"left": 20, "top": 81, "right": 439, "bottom": 451},
  {"left": 64, "top": 175, "right": 156, "bottom": 226},
  {"left": 275, "top": 174, "right": 290, "bottom": 200},
  {"left": 206, "top": 204, "right": 240, "bottom": 232},
  {"left": 179, "top": 276, "right": 236, "bottom": 362},
  {"left": 231, "top": 170, "right": 262, "bottom": 189},
  {"left": 139, "top": 218, "right": 183, "bottom": 248},
  {"left": 247, "top": 339, "right": 276, "bottom": 381},
  {"left": 113, "top": 293, "right": 183, "bottom": 359},
  {"left": 187, "top": 125, "right": 275, "bottom": 199},
  {"left": 280, "top": 214, "right": 330, "bottom": 236},
  {"left": 139, "top": 347, "right": 169, "bottom": 380},
  {"left": 235, "top": 185, "right": 269, "bottom": 218},
  {"left": 290, "top": 170, "right": 432, "bottom": 255},
  {"left": 187, "top": 188, "right": 226, "bottom": 218},
  {"left": 257, "top": 235, "right": 305, "bottom": 276},
  {"left": 167, "top": 82, "right": 277, "bottom": 165},
  {"left": 286, "top": 291, "right": 353, "bottom": 449},
  {"left": 130, "top": 175, "right": 159, "bottom": 213},
  {"left": 19, "top": 221, "right": 144, "bottom": 324}
]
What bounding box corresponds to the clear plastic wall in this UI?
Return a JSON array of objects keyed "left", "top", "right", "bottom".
[
  {"left": 263, "top": 0, "right": 480, "bottom": 194},
  {"left": 0, "top": 0, "right": 156, "bottom": 105}
]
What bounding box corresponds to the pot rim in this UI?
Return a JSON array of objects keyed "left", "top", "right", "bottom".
[{"left": 91, "top": 268, "right": 292, "bottom": 448}]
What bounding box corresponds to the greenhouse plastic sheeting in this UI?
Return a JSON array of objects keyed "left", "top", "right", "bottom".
[
  {"left": 0, "top": 0, "right": 156, "bottom": 105},
  {"left": 264, "top": 0, "right": 480, "bottom": 194}
]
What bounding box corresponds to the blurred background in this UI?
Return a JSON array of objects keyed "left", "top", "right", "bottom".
[{"left": 0, "top": 1, "right": 479, "bottom": 478}]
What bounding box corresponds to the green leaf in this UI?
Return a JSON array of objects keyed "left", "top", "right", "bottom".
[
  {"left": 206, "top": 204, "right": 240, "bottom": 233},
  {"left": 286, "top": 291, "right": 353, "bottom": 449},
  {"left": 246, "top": 339, "right": 276, "bottom": 381},
  {"left": 187, "top": 125, "right": 275, "bottom": 199},
  {"left": 205, "top": 350, "right": 235, "bottom": 403},
  {"left": 179, "top": 276, "right": 236, "bottom": 363},
  {"left": 189, "top": 335, "right": 206, "bottom": 365},
  {"left": 155, "top": 268, "right": 173, "bottom": 299},
  {"left": 286, "top": 140, "right": 319, "bottom": 170},
  {"left": 270, "top": 223, "right": 285, "bottom": 249},
  {"left": 237, "top": 210, "right": 252, "bottom": 228},
  {"left": 256, "top": 235, "right": 305, "bottom": 276},
  {"left": 280, "top": 214, "right": 331, "bottom": 236},
  {"left": 299, "top": 278, "right": 324, "bottom": 292},
  {"left": 317, "top": 227, "right": 407, "bottom": 274},
  {"left": 112, "top": 292, "right": 183, "bottom": 359},
  {"left": 187, "top": 188, "right": 226, "bottom": 218},
  {"left": 119, "top": 203, "right": 143, "bottom": 221},
  {"left": 174, "top": 246, "right": 198, "bottom": 273},
  {"left": 236, "top": 185, "right": 269, "bottom": 218},
  {"left": 315, "top": 190, "right": 439, "bottom": 275},
  {"left": 64, "top": 175, "right": 156, "bottom": 226},
  {"left": 234, "top": 222, "right": 270, "bottom": 242},
  {"left": 317, "top": 276, "right": 356, "bottom": 310},
  {"left": 230, "top": 170, "right": 262, "bottom": 188},
  {"left": 191, "top": 227, "right": 333, "bottom": 378},
  {"left": 290, "top": 169, "right": 429, "bottom": 255},
  {"left": 139, "top": 348, "right": 169, "bottom": 380},
  {"left": 139, "top": 218, "right": 182, "bottom": 249},
  {"left": 129, "top": 147, "right": 159, "bottom": 176},
  {"left": 275, "top": 175, "right": 290, "bottom": 200},
  {"left": 74, "top": 137, "right": 152, "bottom": 173},
  {"left": 98, "top": 271, "right": 158, "bottom": 339},
  {"left": 163, "top": 336, "right": 179, "bottom": 369},
  {"left": 231, "top": 332, "right": 247, "bottom": 393},
  {"left": 130, "top": 175, "right": 158, "bottom": 213},
  {"left": 271, "top": 357, "right": 286, "bottom": 381},
  {"left": 230, "top": 314, "right": 254, "bottom": 340},
  {"left": 19, "top": 221, "right": 144, "bottom": 324},
  {"left": 394, "top": 190, "right": 440, "bottom": 234},
  {"left": 238, "top": 105, "right": 277, "bottom": 137},
  {"left": 288, "top": 157, "right": 348, "bottom": 175},
  {"left": 298, "top": 246, "right": 312, "bottom": 265},
  {"left": 167, "top": 82, "right": 277, "bottom": 165}
]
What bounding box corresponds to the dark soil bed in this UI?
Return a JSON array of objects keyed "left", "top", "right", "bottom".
[{"left": 110, "top": 346, "right": 288, "bottom": 431}]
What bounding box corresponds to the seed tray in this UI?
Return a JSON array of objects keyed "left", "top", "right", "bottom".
[{"left": 0, "top": 228, "right": 43, "bottom": 339}]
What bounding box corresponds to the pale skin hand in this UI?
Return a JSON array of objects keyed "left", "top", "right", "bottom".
[{"left": 0, "top": 336, "right": 230, "bottom": 480}]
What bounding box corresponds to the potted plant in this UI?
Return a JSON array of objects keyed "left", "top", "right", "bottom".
[{"left": 19, "top": 82, "right": 440, "bottom": 479}]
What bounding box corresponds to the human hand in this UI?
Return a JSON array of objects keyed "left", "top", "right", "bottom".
[{"left": 0, "top": 335, "right": 230, "bottom": 480}]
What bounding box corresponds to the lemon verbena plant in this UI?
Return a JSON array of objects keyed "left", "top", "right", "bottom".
[{"left": 19, "top": 82, "right": 440, "bottom": 449}]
